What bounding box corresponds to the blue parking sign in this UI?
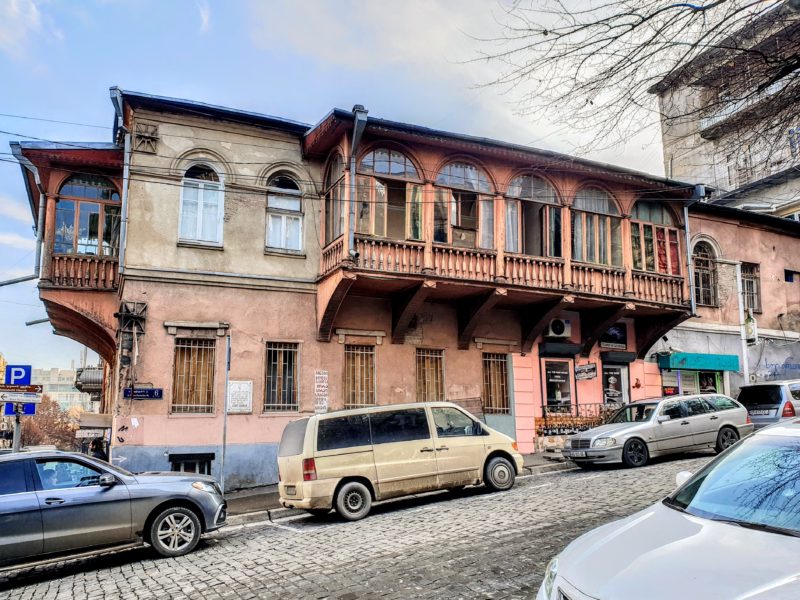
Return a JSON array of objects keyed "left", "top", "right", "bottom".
[{"left": 5, "top": 365, "right": 32, "bottom": 386}]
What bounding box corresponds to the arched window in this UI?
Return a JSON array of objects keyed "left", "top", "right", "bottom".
[
  {"left": 434, "top": 161, "right": 493, "bottom": 248},
  {"left": 324, "top": 154, "right": 345, "bottom": 244},
  {"left": 693, "top": 241, "right": 717, "bottom": 306},
  {"left": 356, "top": 148, "right": 422, "bottom": 240},
  {"left": 266, "top": 175, "right": 303, "bottom": 252},
  {"left": 179, "top": 164, "right": 224, "bottom": 244},
  {"left": 55, "top": 175, "right": 120, "bottom": 256},
  {"left": 505, "top": 174, "right": 561, "bottom": 257},
  {"left": 572, "top": 187, "right": 622, "bottom": 266},
  {"left": 631, "top": 200, "right": 681, "bottom": 275}
]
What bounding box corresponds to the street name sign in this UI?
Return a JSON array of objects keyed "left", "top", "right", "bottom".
[
  {"left": 0, "top": 392, "right": 42, "bottom": 404},
  {"left": 0, "top": 384, "right": 43, "bottom": 394},
  {"left": 123, "top": 388, "right": 163, "bottom": 399}
]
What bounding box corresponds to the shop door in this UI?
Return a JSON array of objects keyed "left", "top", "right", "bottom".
[
  {"left": 602, "top": 365, "right": 630, "bottom": 405},
  {"left": 698, "top": 371, "right": 721, "bottom": 394},
  {"left": 543, "top": 360, "right": 573, "bottom": 414}
]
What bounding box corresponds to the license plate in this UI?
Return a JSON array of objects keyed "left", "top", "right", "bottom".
[
  {"left": 749, "top": 410, "right": 771, "bottom": 416},
  {"left": 285, "top": 485, "right": 296, "bottom": 496},
  {"left": 572, "top": 451, "right": 587, "bottom": 458}
]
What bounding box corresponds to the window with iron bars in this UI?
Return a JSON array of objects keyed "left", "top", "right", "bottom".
[
  {"left": 416, "top": 349, "right": 445, "bottom": 402},
  {"left": 171, "top": 338, "right": 215, "bottom": 414},
  {"left": 482, "top": 353, "right": 510, "bottom": 414},
  {"left": 264, "top": 342, "right": 299, "bottom": 411},
  {"left": 741, "top": 263, "right": 761, "bottom": 313},
  {"left": 344, "top": 345, "right": 375, "bottom": 409}
]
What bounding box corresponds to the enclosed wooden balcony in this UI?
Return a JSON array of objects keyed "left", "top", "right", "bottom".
[{"left": 48, "top": 254, "right": 119, "bottom": 291}]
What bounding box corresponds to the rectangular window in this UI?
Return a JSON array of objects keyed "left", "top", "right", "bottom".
[
  {"left": 77, "top": 203, "right": 100, "bottom": 254},
  {"left": 344, "top": 345, "right": 375, "bottom": 409},
  {"left": 741, "top": 263, "right": 761, "bottom": 312},
  {"left": 170, "top": 454, "right": 213, "bottom": 475},
  {"left": 54, "top": 200, "right": 75, "bottom": 254},
  {"left": 264, "top": 343, "right": 299, "bottom": 411},
  {"left": 180, "top": 181, "right": 223, "bottom": 244},
  {"left": 370, "top": 409, "right": 431, "bottom": 444},
  {"left": 103, "top": 205, "right": 121, "bottom": 257},
  {"left": 548, "top": 206, "right": 562, "bottom": 257},
  {"left": 505, "top": 200, "right": 520, "bottom": 253},
  {"left": 482, "top": 353, "right": 510, "bottom": 414},
  {"left": 171, "top": 338, "right": 216, "bottom": 414},
  {"left": 416, "top": 349, "right": 445, "bottom": 402},
  {"left": 408, "top": 184, "right": 423, "bottom": 240},
  {"left": 317, "top": 414, "right": 372, "bottom": 451},
  {"left": 572, "top": 211, "right": 584, "bottom": 261},
  {"left": 266, "top": 192, "right": 303, "bottom": 252},
  {"left": 479, "top": 197, "right": 494, "bottom": 249},
  {"left": 434, "top": 189, "right": 450, "bottom": 243},
  {"left": 544, "top": 360, "right": 572, "bottom": 412}
]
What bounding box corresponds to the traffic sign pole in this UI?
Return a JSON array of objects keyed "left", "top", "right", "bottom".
[{"left": 12, "top": 407, "right": 22, "bottom": 453}]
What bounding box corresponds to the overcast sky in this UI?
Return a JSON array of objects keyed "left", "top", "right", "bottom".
[{"left": 0, "top": 0, "right": 666, "bottom": 369}]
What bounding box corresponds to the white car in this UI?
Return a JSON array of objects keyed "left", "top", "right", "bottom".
[{"left": 537, "top": 419, "right": 800, "bottom": 600}]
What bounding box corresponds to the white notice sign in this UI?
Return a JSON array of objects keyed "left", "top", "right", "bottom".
[
  {"left": 314, "top": 370, "right": 329, "bottom": 414},
  {"left": 227, "top": 380, "right": 253, "bottom": 413}
]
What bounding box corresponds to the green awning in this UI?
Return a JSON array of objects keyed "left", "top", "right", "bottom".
[{"left": 657, "top": 352, "right": 740, "bottom": 372}]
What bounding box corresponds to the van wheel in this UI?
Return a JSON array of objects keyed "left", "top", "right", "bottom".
[
  {"left": 484, "top": 457, "right": 515, "bottom": 491},
  {"left": 306, "top": 508, "right": 330, "bottom": 518},
  {"left": 149, "top": 507, "right": 201, "bottom": 557},
  {"left": 716, "top": 427, "right": 739, "bottom": 453},
  {"left": 622, "top": 439, "right": 649, "bottom": 468},
  {"left": 335, "top": 481, "right": 372, "bottom": 521}
]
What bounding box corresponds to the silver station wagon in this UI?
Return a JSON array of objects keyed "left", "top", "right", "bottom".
[{"left": 561, "top": 394, "right": 754, "bottom": 468}]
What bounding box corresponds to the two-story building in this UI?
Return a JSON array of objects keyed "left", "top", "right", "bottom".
[{"left": 13, "top": 88, "right": 705, "bottom": 486}]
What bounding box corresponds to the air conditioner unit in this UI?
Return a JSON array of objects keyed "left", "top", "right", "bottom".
[{"left": 544, "top": 318, "right": 572, "bottom": 339}]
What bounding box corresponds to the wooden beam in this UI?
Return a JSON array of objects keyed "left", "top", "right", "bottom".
[
  {"left": 391, "top": 280, "right": 436, "bottom": 344},
  {"left": 635, "top": 311, "right": 692, "bottom": 359},
  {"left": 520, "top": 295, "right": 575, "bottom": 353},
  {"left": 580, "top": 303, "right": 636, "bottom": 357},
  {"left": 317, "top": 271, "right": 356, "bottom": 342},
  {"left": 458, "top": 288, "right": 507, "bottom": 350}
]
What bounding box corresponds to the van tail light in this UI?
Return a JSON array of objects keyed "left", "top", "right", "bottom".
[
  {"left": 782, "top": 403, "right": 796, "bottom": 418},
  {"left": 512, "top": 442, "right": 519, "bottom": 451},
  {"left": 746, "top": 414, "right": 752, "bottom": 425},
  {"left": 302, "top": 458, "right": 317, "bottom": 481}
]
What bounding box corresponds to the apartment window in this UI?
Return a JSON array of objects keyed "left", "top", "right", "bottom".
[
  {"left": 170, "top": 453, "right": 213, "bottom": 475},
  {"left": 171, "top": 338, "right": 216, "bottom": 413},
  {"left": 344, "top": 345, "right": 375, "bottom": 409},
  {"left": 416, "top": 349, "right": 445, "bottom": 402},
  {"left": 741, "top": 263, "right": 761, "bottom": 313},
  {"left": 631, "top": 201, "right": 681, "bottom": 275},
  {"left": 55, "top": 175, "right": 121, "bottom": 256},
  {"left": 266, "top": 175, "right": 303, "bottom": 252},
  {"left": 264, "top": 342, "right": 299, "bottom": 411},
  {"left": 693, "top": 242, "right": 718, "bottom": 307},
  {"left": 324, "top": 154, "right": 346, "bottom": 244},
  {"left": 179, "top": 164, "right": 224, "bottom": 245},
  {"left": 435, "top": 162, "right": 494, "bottom": 249},
  {"left": 482, "top": 353, "right": 510, "bottom": 414},
  {"left": 571, "top": 187, "right": 622, "bottom": 267},
  {"left": 505, "top": 174, "right": 562, "bottom": 257}
]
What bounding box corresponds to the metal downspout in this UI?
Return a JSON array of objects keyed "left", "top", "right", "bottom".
[
  {"left": 683, "top": 203, "right": 697, "bottom": 316},
  {"left": 118, "top": 132, "right": 132, "bottom": 274},
  {"left": 348, "top": 105, "right": 369, "bottom": 258}
]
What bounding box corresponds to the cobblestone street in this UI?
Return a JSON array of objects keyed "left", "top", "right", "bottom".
[{"left": 0, "top": 453, "right": 713, "bottom": 600}]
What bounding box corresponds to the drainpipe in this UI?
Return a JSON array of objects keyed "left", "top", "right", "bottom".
[
  {"left": 348, "top": 105, "right": 369, "bottom": 258},
  {"left": 735, "top": 262, "right": 750, "bottom": 385},
  {"left": 0, "top": 145, "right": 45, "bottom": 288},
  {"left": 118, "top": 131, "right": 132, "bottom": 273},
  {"left": 684, "top": 184, "right": 705, "bottom": 316}
]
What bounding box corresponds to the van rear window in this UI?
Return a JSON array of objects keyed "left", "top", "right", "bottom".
[
  {"left": 737, "top": 386, "right": 782, "bottom": 407},
  {"left": 317, "top": 415, "right": 372, "bottom": 451},
  {"left": 278, "top": 418, "right": 309, "bottom": 457}
]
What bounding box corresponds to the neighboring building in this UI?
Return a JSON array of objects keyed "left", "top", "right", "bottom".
[
  {"left": 30, "top": 367, "right": 92, "bottom": 412},
  {"left": 650, "top": 3, "right": 800, "bottom": 215},
  {"left": 14, "top": 88, "right": 707, "bottom": 486}
]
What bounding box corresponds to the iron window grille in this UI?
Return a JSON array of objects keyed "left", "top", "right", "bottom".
[
  {"left": 171, "top": 338, "right": 216, "bottom": 414},
  {"left": 416, "top": 349, "right": 445, "bottom": 402},
  {"left": 741, "top": 263, "right": 761, "bottom": 313},
  {"left": 344, "top": 345, "right": 376, "bottom": 409},
  {"left": 482, "top": 353, "right": 510, "bottom": 414},
  {"left": 693, "top": 242, "right": 717, "bottom": 307},
  {"left": 264, "top": 342, "right": 299, "bottom": 411}
]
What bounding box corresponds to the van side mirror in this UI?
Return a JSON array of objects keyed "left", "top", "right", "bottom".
[
  {"left": 98, "top": 473, "right": 116, "bottom": 487},
  {"left": 657, "top": 415, "right": 671, "bottom": 423},
  {"left": 473, "top": 422, "right": 484, "bottom": 436}
]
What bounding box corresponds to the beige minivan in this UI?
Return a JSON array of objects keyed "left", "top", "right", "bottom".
[{"left": 277, "top": 402, "right": 524, "bottom": 520}]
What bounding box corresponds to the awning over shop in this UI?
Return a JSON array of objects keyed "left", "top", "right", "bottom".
[{"left": 657, "top": 352, "right": 740, "bottom": 372}]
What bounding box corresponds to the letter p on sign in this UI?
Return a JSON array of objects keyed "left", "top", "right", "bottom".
[{"left": 5, "top": 365, "right": 32, "bottom": 386}]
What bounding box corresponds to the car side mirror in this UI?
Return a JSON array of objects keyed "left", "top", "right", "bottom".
[
  {"left": 473, "top": 422, "right": 483, "bottom": 436},
  {"left": 99, "top": 473, "right": 116, "bottom": 487},
  {"left": 675, "top": 470, "right": 693, "bottom": 487},
  {"left": 657, "top": 415, "right": 671, "bottom": 423}
]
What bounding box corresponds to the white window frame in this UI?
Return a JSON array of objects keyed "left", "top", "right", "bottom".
[
  {"left": 178, "top": 167, "right": 225, "bottom": 246},
  {"left": 266, "top": 182, "right": 304, "bottom": 253}
]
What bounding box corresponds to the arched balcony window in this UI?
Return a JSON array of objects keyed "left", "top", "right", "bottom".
[
  {"left": 55, "top": 175, "right": 120, "bottom": 256},
  {"left": 179, "top": 164, "right": 224, "bottom": 245},
  {"left": 505, "top": 174, "right": 561, "bottom": 257},
  {"left": 631, "top": 200, "right": 681, "bottom": 275},
  {"left": 571, "top": 187, "right": 622, "bottom": 267},
  {"left": 434, "top": 161, "right": 493, "bottom": 249},
  {"left": 693, "top": 241, "right": 718, "bottom": 306},
  {"left": 356, "top": 148, "right": 422, "bottom": 240},
  {"left": 324, "top": 154, "right": 345, "bottom": 244}
]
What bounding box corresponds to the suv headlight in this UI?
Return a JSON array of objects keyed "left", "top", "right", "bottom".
[
  {"left": 543, "top": 556, "right": 559, "bottom": 599},
  {"left": 192, "top": 481, "right": 220, "bottom": 494},
  {"left": 592, "top": 437, "right": 617, "bottom": 448}
]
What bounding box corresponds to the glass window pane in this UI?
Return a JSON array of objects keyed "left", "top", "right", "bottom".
[
  {"left": 77, "top": 203, "right": 100, "bottom": 254},
  {"left": 181, "top": 183, "right": 199, "bottom": 239},
  {"left": 434, "top": 189, "right": 449, "bottom": 243},
  {"left": 370, "top": 409, "right": 431, "bottom": 444},
  {"left": 632, "top": 225, "right": 642, "bottom": 270},
  {"left": 408, "top": 184, "right": 422, "bottom": 240},
  {"left": 267, "top": 214, "right": 283, "bottom": 248},
  {"left": 644, "top": 225, "right": 655, "bottom": 271},
  {"left": 0, "top": 462, "right": 27, "bottom": 495},
  {"left": 317, "top": 415, "right": 372, "bottom": 451},
  {"left": 37, "top": 460, "right": 101, "bottom": 490},
  {"left": 572, "top": 211, "right": 583, "bottom": 262},
  {"left": 479, "top": 197, "right": 494, "bottom": 249},
  {"left": 374, "top": 181, "right": 386, "bottom": 237},
  {"left": 610, "top": 218, "right": 622, "bottom": 267},
  {"left": 268, "top": 194, "right": 300, "bottom": 211},
  {"left": 586, "top": 214, "right": 596, "bottom": 263},
  {"left": 356, "top": 176, "right": 372, "bottom": 234},
  {"left": 431, "top": 407, "right": 476, "bottom": 437},
  {"left": 549, "top": 206, "right": 561, "bottom": 257},
  {"left": 669, "top": 230, "right": 681, "bottom": 275},
  {"left": 598, "top": 215, "right": 608, "bottom": 264},
  {"left": 505, "top": 200, "right": 519, "bottom": 253},
  {"left": 103, "top": 205, "right": 121, "bottom": 257},
  {"left": 285, "top": 216, "right": 301, "bottom": 251},
  {"left": 54, "top": 200, "right": 75, "bottom": 253},
  {"left": 374, "top": 149, "right": 390, "bottom": 174},
  {"left": 200, "top": 187, "right": 220, "bottom": 242}
]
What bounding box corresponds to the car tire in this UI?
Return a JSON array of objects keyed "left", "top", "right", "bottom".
[
  {"left": 622, "top": 438, "right": 649, "bottom": 468},
  {"left": 715, "top": 427, "right": 739, "bottom": 453},
  {"left": 306, "top": 508, "right": 331, "bottom": 518},
  {"left": 335, "top": 481, "right": 372, "bottom": 521},
  {"left": 484, "top": 456, "right": 516, "bottom": 492},
  {"left": 149, "top": 506, "right": 202, "bottom": 558}
]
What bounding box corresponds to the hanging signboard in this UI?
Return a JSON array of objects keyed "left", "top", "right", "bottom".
[
  {"left": 600, "top": 323, "right": 627, "bottom": 350},
  {"left": 575, "top": 363, "right": 597, "bottom": 381}
]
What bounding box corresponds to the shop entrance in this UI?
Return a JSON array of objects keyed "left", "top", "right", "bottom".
[{"left": 602, "top": 364, "right": 630, "bottom": 404}]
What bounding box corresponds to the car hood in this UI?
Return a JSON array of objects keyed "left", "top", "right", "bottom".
[
  {"left": 132, "top": 471, "right": 217, "bottom": 485},
  {"left": 560, "top": 503, "right": 800, "bottom": 600},
  {"left": 571, "top": 422, "right": 641, "bottom": 439}
]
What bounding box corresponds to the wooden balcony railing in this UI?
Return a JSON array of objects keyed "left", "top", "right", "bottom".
[
  {"left": 355, "top": 237, "right": 424, "bottom": 274},
  {"left": 571, "top": 263, "right": 626, "bottom": 297},
  {"left": 433, "top": 245, "right": 495, "bottom": 282},
  {"left": 504, "top": 254, "right": 563, "bottom": 289},
  {"left": 632, "top": 271, "right": 684, "bottom": 305},
  {"left": 321, "top": 237, "right": 345, "bottom": 275},
  {"left": 50, "top": 255, "right": 119, "bottom": 290}
]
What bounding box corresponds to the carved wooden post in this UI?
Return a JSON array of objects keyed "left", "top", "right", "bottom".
[
  {"left": 494, "top": 193, "right": 506, "bottom": 282},
  {"left": 422, "top": 181, "right": 435, "bottom": 274},
  {"left": 42, "top": 192, "right": 58, "bottom": 282}
]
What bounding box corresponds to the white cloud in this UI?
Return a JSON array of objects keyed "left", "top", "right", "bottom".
[
  {"left": 0, "top": 195, "right": 32, "bottom": 224},
  {"left": 0, "top": 232, "right": 35, "bottom": 250},
  {"left": 196, "top": 0, "right": 210, "bottom": 34},
  {"left": 0, "top": 0, "right": 42, "bottom": 58}
]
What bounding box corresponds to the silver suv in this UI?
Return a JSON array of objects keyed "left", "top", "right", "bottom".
[
  {"left": 737, "top": 380, "right": 800, "bottom": 429},
  {"left": 0, "top": 451, "right": 226, "bottom": 569}
]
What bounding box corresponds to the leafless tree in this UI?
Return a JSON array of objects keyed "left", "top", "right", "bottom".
[{"left": 21, "top": 395, "right": 80, "bottom": 450}]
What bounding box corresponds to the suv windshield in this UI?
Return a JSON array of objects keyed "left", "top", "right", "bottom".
[
  {"left": 737, "top": 386, "right": 782, "bottom": 407},
  {"left": 610, "top": 403, "right": 657, "bottom": 424},
  {"left": 665, "top": 435, "right": 800, "bottom": 536}
]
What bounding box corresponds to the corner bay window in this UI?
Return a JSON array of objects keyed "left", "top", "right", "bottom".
[
  {"left": 171, "top": 338, "right": 216, "bottom": 414},
  {"left": 54, "top": 175, "right": 121, "bottom": 256},
  {"left": 344, "top": 345, "right": 375, "bottom": 409},
  {"left": 324, "top": 154, "right": 346, "bottom": 244},
  {"left": 265, "top": 342, "right": 299, "bottom": 411},
  {"left": 435, "top": 161, "right": 494, "bottom": 249},
  {"left": 482, "top": 353, "right": 510, "bottom": 414},
  {"left": 179, "top": 164, "right": 223, "bottom": 245},
  {"left": 266, "top": 175, "right": 303, "bottom": 252},
  {"left": 505, "top": 174, "right": 562, "bottom": 257},
  {"left": 631, "top": 200, "right": 681, "bottom": 275},
  {"left": 571, "top": 187, "right": 622, "bottom": 267}
]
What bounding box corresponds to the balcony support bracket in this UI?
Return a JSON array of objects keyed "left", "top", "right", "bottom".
[
  {"left": 317, "top": 271, "right": 357, "bottom": 342},
  {"left": 580, "top": 302, "right": 636, "bottom": 358},
  {"left": 458, "top": 288, "right": 507, "bottom": 350},
  {"left": 520, "top": 295, "right": 575, "bottom": 354},
  {"left": 392, "top": 280, "right": 436, "bottom": 344},
  {"left": 635, "top": 310, "right": 691, "bottom": 360}
]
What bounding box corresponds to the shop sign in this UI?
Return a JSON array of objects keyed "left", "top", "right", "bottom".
[
  {"left": 600, "top": 323, "right": 627, "bottom": 350},
  {"left": 227, "top": 380, "right": 253, "bottom": 413},
  {"left": 76, "top": 428, "right": 108, "bottom": 439},
  {"left": 575, "top": 363, "right": 597, "bottom": 381}
]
